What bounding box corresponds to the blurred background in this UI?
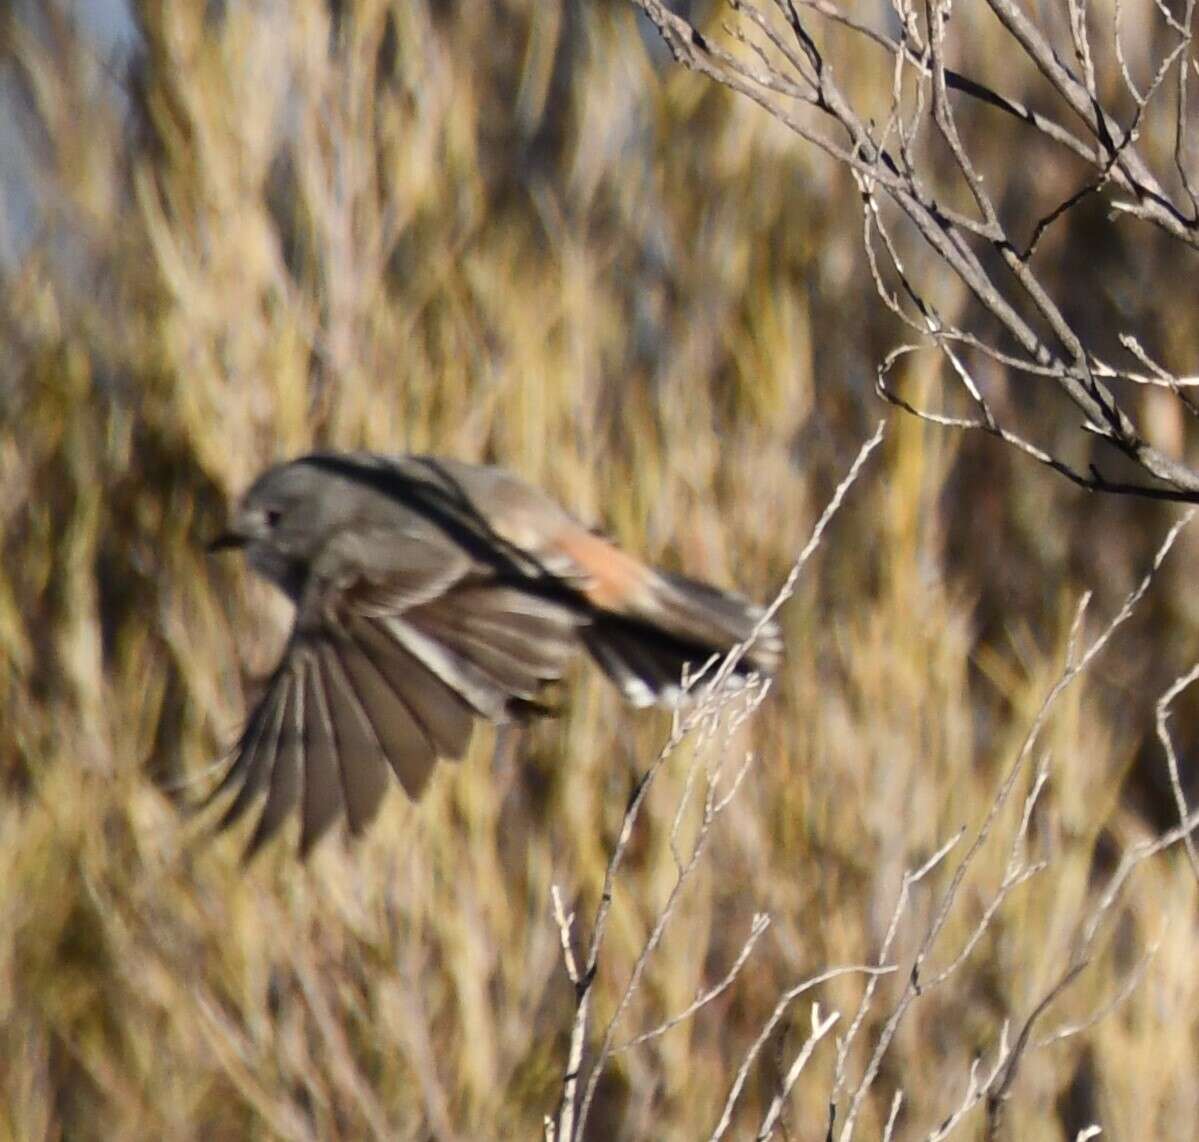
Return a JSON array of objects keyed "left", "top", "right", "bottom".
[{"left": 3, "top": 0, "right": 1199, "bottom": 1137}]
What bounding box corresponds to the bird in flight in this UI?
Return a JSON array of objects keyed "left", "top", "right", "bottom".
[{"left": 207, "top": 453, "right": 782, "bottom": 856}]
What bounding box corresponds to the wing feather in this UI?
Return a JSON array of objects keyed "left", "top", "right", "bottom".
[
  {"left": 202, "top": 666, "right": 280, "bottom": 810},
  {"left": 217, "top": 674, "right": 291, "bottom": 833},
  {"left": 299, "top": 653, "right": 345, "bottom": 856},
  {"left": 409, "top": 614, "right": 546, "bottom": 697},
  {"left": 316, "top": 643, "right": 393, "bottom": 834},
  {"left": 374, "top": 615, "right": 513, "bottom": 721},
  {"left": 210, "top": 462, "right": 620, "bottom": 854},
  {"left": 330, "top": 630, "right": 438, "bottom": 798},
  {"left": 349, "top": 616, "right": 475, "bottom": 759},
  {"left": 245, "top": 670, "right": 303, "bottom": 858},
  {"left": 448, "top": 587, "right": 582, "bottom": 666}
]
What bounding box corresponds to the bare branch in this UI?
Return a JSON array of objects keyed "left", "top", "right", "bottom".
[
  {"left": 831, "top": 829, "right": 964, "bottom": 1100},
  {"left": 755, "top": 1003, "right": 840, "bottom": 1140},
  {"left": 1036, "top": 931, "right": 1163, "bottom": 1049},
  {"left": 615, "top": 913, "right": 772, "bottom": 1052},
  {"left": 552, "top": 424, "right": 886, "bottom": 1139},
  {"left": 1155, "top": 664, "right": 1199, "bottom": 885},
  {"left": 836, "top": 513, "right": 1192, "bottom": 1139},
  {"left": 983, "top": 965, "right": 1086, "bottom": 1138},
  {"left": 711, "top": 964, "right": 897, "bottom": 1140},
  {"left": 631, "top": 0, "right": 1199, "bottom": 502},
  {"left": 925, "top": 1021, "right": 1011, "bottom": 1141}
]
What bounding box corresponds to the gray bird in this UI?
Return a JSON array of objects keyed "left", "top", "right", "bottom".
[{"left": 207, "top": 453, "right": 781, "bottom": 856}]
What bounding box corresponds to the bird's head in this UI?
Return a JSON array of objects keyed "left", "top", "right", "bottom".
[{"left": 209, "top": 459, "right": 342, "bottom": 597}]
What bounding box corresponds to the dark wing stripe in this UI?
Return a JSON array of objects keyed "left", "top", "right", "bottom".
[
  {"left": 350, "top": 617, "right": 475, "bottom": 760},
  {"left": 319, "top": 642, "right": 395, "bottom": 833},
  {"left": 330, "top": 633, "right": 437, "bottom": 798},
  {"left": 218, "top": 672, "right": 291, "bottom": 832},
  {"left": 590, "top": 624, "right": 657, "bottom": 683},
  {"left": 245, "top": 667, "right": 304, "bottom": 858},
  {"left": 300, "top": 650, "right": 345, "bottom": 855},
  {"left": 579, "top": 627, "right": 658, "bottom": 708}
]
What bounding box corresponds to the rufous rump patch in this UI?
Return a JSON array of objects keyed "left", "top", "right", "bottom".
[{"left": 551, "top": 525, "right": 653, "bottom": 611}]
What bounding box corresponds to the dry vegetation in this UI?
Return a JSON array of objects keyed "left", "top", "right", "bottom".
[{"left": 3, "top": 1, "right": 1199, "bottom": 1138}]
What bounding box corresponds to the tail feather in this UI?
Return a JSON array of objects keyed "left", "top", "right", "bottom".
[
  {"left": 655, "top": 572, "right": 782, "bottom": 670},
  {"left": 583, "top": 570, "right": 781, "bottom": 707},
  {"left": 581, "top": 620, "right": 696, "bottom": 708}
]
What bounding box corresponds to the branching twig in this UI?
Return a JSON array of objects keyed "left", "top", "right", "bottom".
[
  {"left": 836, "top": 514, "right": 1192, "bottom": 1139},
  {"left": 631, "top": 0, "right": 1199, "bottom": 502},
  {"left": 1155, "top": 664, "right": 1199, "bottom": 885},
  {"left": 711, "top": 964, "right": 896, "bottom": 1140},
  {"left": 550, "top": 425, "right": 885, "bottom": 1140}
]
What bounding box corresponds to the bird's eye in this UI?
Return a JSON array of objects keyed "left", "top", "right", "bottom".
[{"left": 265, "top": 508, "right": 282, "bottom": 528}]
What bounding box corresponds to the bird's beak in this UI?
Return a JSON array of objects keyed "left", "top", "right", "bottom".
[{"left": 207, "top": 528, "right": 246, "bottom": 553}]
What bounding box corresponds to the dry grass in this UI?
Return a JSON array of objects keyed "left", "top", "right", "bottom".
[{"left": 3, "top": 2, "right": 1199, "bottom": 1139}]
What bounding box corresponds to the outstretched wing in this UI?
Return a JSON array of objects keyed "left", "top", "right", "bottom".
[{"left": 208, "top": 525, "right": 582, "bottom": 858}]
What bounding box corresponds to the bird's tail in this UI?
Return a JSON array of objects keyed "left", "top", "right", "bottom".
[{"left": 581, "top": 570, "right": 782, "bottom": 708}]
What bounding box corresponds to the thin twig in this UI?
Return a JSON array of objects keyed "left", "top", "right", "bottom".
[
  {"left": 615, "top": 913, "right": 772, "bottom": 1052},
  {"left": 755, "top": 1003, "right": 841, "bottom": 1139},
  {"left": 1154, "top": 663, "right": 1199, "bottom": 885},
  {"left": 838, "top": 514, "right": 1193, "bottom": 1139},
  {"left": 710, "top": 965, "right": 897, "bottom": 1140}
]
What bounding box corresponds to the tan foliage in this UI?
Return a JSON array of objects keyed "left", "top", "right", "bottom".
[{"left": 2, "top": 2, "right": 1197, "bottom": 1139}]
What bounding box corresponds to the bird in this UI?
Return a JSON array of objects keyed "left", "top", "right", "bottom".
[{"left": 206, "top": 452, "right": 782, "bottom": 856}]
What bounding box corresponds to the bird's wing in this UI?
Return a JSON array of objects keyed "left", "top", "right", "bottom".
[
  {"left": 209, "top": 521, "right": 582, "bottom": 857},
  {"left": 401, "top": 456, "right": 660, "bottom": 607},
  {"left": 403, "top": 457, "right": 781, "bottom": 680},
  {"left": 426, "top": 466, "right": 783, "bottom": 699}
]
